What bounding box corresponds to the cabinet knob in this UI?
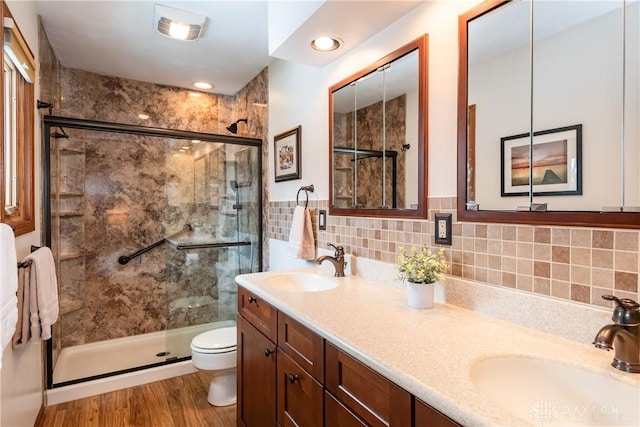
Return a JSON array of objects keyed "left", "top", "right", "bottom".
[
  {"left": 288, "top": 374, "right": 299, "bottom": 384},
  {"left": 264, "top": 348, "right": 274, "bottom": 357},
  {"left": 248, "top": 296, "right": 257, "bottom": 304}
]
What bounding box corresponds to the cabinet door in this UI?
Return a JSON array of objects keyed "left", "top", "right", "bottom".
[
  {"left": 415, "top": 398, "right": 460, "bottom": 427},
  {"left": 278, "top": 311, "right": 324, "bottom": 382},
  {"left": 277, "top": 351, "right": 323, "bottom": 427},
  {"left": 324, "top": 391, "right": 368, "bottom": 427},
  {"left": 238, "top": 286, "right": 278, "bottom": 342},
  {"left": 325, "top": 342, "right": 412, "bottom": 427},
  {"left": 238, "top": 315, "right": 277, "bottom": 427}
]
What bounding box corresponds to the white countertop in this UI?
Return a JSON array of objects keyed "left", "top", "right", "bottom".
[{"left": 235, "top": 268, "right": 640, "bottom": 426}]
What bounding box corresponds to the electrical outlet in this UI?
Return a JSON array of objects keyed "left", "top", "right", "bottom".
[
  {"left": 434, "top": 213, "right": 452, "bottom": 245},
  {"left": 437, "top": 219, "right": 448, "bottom": 238},
  {"left": 318, "top": 210, "right": 327, "bottom": 230}
]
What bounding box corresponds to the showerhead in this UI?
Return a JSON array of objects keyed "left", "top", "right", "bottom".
[
  {"left": 230, "top": 180, "right": 239, "bottom": 192},
  {"left": 226, "top": 118, "right": 248, "bottom": 134}
]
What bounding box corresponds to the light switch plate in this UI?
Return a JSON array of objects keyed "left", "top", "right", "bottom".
[{"left": 434, "top": 213, "right": 452, "bottom": 245}]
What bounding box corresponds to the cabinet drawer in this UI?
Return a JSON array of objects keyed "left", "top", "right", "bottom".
[
  {"left": 325, "top": 342, "right": 412, "bottom": 427},
  {"left": 238, "top": 286, "right": 277, "bottom": 342},
  {"left": 278, "top": 311, "right": 324, "bottom": 382},
  {"left": 415, "top": 398, "right": 460, "bottom": 427},
  {"left": 325, "top": 391, "right": 368, "bottom": 427},
  {"left": 277, "top": 351, "right": 323, "bottom": 427}
]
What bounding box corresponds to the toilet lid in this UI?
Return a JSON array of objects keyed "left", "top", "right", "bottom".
[{"left": 192, "top": 326, "right": 237, "bottom": 351}]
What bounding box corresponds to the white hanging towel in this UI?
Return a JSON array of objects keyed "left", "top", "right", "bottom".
[
  {"left": 23, "top": 247, "right": 58, "bottom": 341},
  {"left": 0, "top": 224, "right": 18, "bottom": 369},
  {"left": 287, "top": 206, "right": 316, "bottom": 260}
]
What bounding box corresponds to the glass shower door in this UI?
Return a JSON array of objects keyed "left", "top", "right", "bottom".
[
  {"left": 163, "top": 141, "right": 262, "bottom": 359},
  {"left": 44, "top": 117, "right": 262, "bottom": 388}
]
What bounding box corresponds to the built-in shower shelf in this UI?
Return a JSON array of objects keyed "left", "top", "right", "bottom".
[
  {"left": 59, "top": 299, "right": 84, "bottom": 315},
  {"left": 58, "top": 148, "right": 85, "bottom": 155},
  {"left": 57, "top": 192, "right": 85, "bottom": 198},
  {"left": 335, "top": 196, "right": 353, "bottom": 200},
  {"left": 53, "top": 211, "right": 83, "bottom": 218},
  {"left": 59, "top": 253, "right": 83, "bottom": 261},
  {"left": 335, "top": 167, "right": 352, "bottom": 171}
]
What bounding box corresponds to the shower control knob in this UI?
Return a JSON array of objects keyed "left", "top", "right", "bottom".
[
  {"left": 288, "top": 374, "right": 299, "bottom": 384},
  {"left": 264, "top": 348, "right": 274, "bottom": 357}
]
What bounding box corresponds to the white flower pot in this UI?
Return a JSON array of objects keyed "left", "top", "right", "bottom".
[{"left": 406, "top": 281, "right": 435, "bottom": 309}]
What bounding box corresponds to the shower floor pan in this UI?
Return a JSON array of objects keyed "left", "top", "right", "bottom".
[{"left": 52, "top": 320, "right": 235, "bottom": 385}]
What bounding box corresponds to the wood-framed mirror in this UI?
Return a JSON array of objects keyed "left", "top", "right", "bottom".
[
  {"left": 457, "top": 0, "right": 640, "bottom": 228},
  {"left": 329, "top": 35, "right": 428, "bottom": 219}
]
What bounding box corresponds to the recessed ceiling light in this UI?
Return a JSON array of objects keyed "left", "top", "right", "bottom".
[
  {"left": 138, "top": 113, "right": 149, "bottom": 120},
  {"left": 154, "top": 4, "right": 207, "bottom": 41},
  {"left": 191, "top": 139, "right": 201, "bottom": 144},
  {"left": 311, "top": 36, "right": 342, "bottom": 52},
  {"left": 194, "top": 81, "right": 213, "bottom": 90}
]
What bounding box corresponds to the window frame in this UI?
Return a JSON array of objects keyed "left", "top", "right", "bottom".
[{"left": 1, "top": 1, "right": 35, "bottom": 236}]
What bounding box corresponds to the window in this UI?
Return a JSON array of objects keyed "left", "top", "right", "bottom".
[{"left": 1, "top": 2, "right": 35, "bottom": 235}]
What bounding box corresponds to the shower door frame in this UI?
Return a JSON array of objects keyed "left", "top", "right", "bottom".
[{"left": 42, "top": 115, "right": 263, "bottom": 389}]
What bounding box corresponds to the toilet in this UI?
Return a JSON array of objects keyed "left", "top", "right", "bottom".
[{"left": 190, "top": 326, "right": 237, "bottom": 406}]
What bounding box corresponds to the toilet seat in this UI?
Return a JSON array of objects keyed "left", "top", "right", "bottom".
[{"left": 191, "top": 327, "right": 237, "bottom": 354}]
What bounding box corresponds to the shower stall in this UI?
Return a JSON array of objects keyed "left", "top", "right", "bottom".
[{"left": 43, "top": 116, "right": 262, "bottom": 388}]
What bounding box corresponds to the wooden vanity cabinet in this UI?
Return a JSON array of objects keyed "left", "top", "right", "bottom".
[
  {"left": 415, "top": 398, "right": 460, "bottom": 427},
  {"left": 325, "top": 342, "right": 412, "bottom": 427},
  {"left": 277, "top": 351, "right": 323, "bottom": 426},
  {"left": 237, "top": 315, "right": 277, "bottom": 427},
  {"left": 324, "top": 391, "right": 368, "bottom": 427},
  {"left": 237, "top": 285, "right": 461, "bottom": 427},
  {"left": 238, "top": 286, "right": 277, "bottom": 342},
  {"left": 237, "top": 288, "right": 278, "bottom": 427},
  {"left": 276, "top": 312, "right": 324, "bottom": 427}
]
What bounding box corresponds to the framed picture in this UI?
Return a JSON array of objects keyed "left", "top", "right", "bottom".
[
  {"left": 274, "top": 126, "right": 301, "bottom": 182},
  {"left": 501, "top": 124, "right": 582, "bottom": 197}
]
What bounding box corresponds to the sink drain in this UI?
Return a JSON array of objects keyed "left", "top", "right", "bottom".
[{"left": 156, "top": 351, "right": 171, "bottom": 357}]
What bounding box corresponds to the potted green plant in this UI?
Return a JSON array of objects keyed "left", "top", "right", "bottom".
[{"left": 395, "top": 245, "right": 448, "bottom": 309}]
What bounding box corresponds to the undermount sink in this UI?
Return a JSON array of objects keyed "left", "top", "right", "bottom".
[
  {"left": 471, "top": 356, "right": 640, "bottom": 426},
  {"left": 263, "top": 272, "right": 339, "bottom": 292}
]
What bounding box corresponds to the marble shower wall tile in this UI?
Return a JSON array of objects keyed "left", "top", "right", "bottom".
[{"left": 40, "top": 28, "right": 269, "bottom": 346}]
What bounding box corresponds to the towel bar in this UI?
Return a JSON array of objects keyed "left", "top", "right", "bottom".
[
  {"left": 17, "top": 245, "right": 40, "bottom": 268},
  {"left": 17, "top": 260, "right": 31, "bottom": 269},
  {"left": 296, "top": 184, "right": 314, "bottom": 208}
]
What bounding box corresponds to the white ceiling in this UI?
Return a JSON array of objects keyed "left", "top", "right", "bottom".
[{"left": 34, "top": 0, "right": 424, "bottom": 96}]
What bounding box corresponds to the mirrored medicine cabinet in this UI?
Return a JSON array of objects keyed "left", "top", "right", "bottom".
[
  {"left": 329, "top": 35, "right": 428, "bottom": 219},
  {"left": 458, "top": 0, "right": 640, "bottom": 228}
]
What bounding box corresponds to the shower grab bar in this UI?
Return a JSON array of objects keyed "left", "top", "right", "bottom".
[
  {"left": 176, "top": 241, "right": 251, "bottom": 251},
  {"left": 118, "top": 224, "right": 192, "bottom": 265}
]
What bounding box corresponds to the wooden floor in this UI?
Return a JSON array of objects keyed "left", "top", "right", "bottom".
[{"left": 35, "top": 372, "right": 236, "bottom": 427}]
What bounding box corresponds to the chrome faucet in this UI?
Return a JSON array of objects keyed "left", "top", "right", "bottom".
[
  {"left": 315, "top": 243, "right": 346, "bottom": 277},
  {"left": 593, "top": 295, "right": 640, "bottom": 373}
]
